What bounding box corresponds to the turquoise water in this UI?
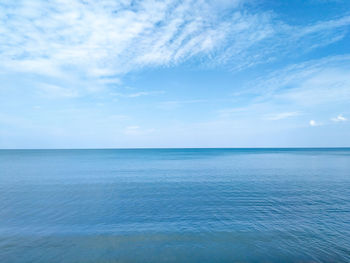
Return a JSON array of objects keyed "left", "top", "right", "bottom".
[{"left": 1, "top": 148, "right": 350, "bottom": 262}]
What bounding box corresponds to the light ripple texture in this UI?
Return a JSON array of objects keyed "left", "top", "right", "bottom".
[{"left": 0, "top": 148, "right": 350, "bottom": 262}]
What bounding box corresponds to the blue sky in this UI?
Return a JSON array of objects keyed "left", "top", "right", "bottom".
[{"left": 0, "top": 0, "right": 350, "bottom": 148}]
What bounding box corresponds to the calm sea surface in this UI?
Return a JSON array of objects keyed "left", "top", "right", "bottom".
[{"left": 1, "top": 148, "right": 350, "bottom": 262}]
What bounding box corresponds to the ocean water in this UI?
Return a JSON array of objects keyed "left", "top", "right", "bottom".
[{"left": 1, "top": 148, "right": 350, "bottom": 263}]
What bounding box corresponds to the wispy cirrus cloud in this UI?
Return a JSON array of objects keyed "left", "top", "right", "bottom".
[
  {"left": 0, "top": 0, "right": 247, "bottom": 78},
  {"left": 241, "top": 55, "right": 350, "bottom": 106},
  {"left": 217, "top": 55, "right": 350, "bottom": 128},
  {"left": 1, "top": 1, "right": 350, "bottom": 148},
  {"left": 1, "top": 0, "right": 350, "bottom": 83}
]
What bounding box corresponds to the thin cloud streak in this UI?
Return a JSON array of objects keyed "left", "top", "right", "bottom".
[
  {"left": 331, "top": 114, "right": 347, "bottom": 122},
  {"left": 264, "top": 112, "right": 300, "bottom": 121}
]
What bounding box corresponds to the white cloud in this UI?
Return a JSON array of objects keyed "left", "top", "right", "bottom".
[
  {"left": 0, "top": 0, "right": 247, "bottom": 78},
  {"left": 331, "top": 114, "right": 347, "bottom": 122},
  {"left": 264, "top": 111, "right": 300, "bottom": 120},
  {"left": 1, "top": 0, "right": 350, "bottom": 82},
  {"left": 309, "top": 120, "right": 317, "bottom": 126}
]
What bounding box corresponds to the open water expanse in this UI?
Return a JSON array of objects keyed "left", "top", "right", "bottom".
[{"left": 1, "top": 148, "right": 350, "bottom": 262}]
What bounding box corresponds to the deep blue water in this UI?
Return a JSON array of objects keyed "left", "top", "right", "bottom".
[{"left": 1, "top": 148, "right": 350, "bottom": 262}]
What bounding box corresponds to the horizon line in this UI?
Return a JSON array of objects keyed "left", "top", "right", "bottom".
[{"left": 1, "top": 147, "right": 350, "bottom": 150}]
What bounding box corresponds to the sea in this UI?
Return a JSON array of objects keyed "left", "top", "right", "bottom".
[{"left": 1, "top": 148, "right": 350, "bottom": 262}]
